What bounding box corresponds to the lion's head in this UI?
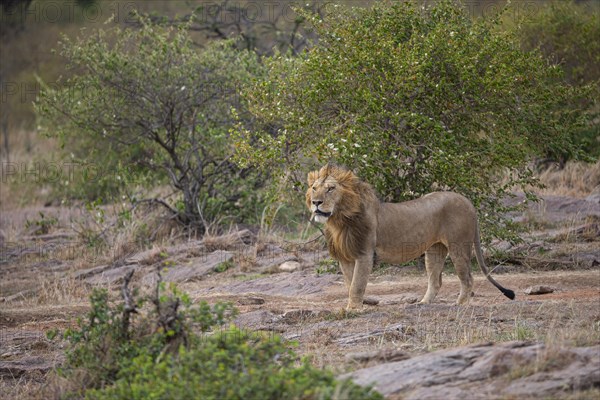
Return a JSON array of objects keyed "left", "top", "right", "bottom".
[
  {"left": 306, "top": 165, "right": 362, "bottom": 223},
  {"left": 305, "top": 164, "right": 378, "bottom": 263}
]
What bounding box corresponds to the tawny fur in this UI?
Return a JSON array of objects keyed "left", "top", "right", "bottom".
[{"left": 306, "top": 165, "right": 515, "bottom": 310}]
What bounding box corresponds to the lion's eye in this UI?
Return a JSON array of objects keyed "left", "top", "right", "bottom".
[
  {"left": 327, "top": 186, "right": 335, "bottom": 192},
  {"left": 312, "top": 187, "right": 316, "bottom": 192}
]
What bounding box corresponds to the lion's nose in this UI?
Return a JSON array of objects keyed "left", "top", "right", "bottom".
[{"left": 312, "top": 200, "right": 323, "bottom": 207}]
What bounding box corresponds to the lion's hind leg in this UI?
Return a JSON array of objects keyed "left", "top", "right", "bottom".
[
  {"left": 420, "top": 243, "right": 448, "bottom": 304},
  {"left": 449, "top": 242, "right": 474, "bottom": 305}
]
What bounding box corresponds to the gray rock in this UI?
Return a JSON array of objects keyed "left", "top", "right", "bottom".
[
  {"left": 279, "top": 261, "right": 301, "bottom": 272},
  {"left": 73, "top": 264, "right": 112, "bottom": 280},
  {"left": 86, "top": 265, "right": 134, "bottom": 285},
  {"left": 585, "top": 186, "right": 600, "bottom": 204},
  {"left": 362, "top": 297, "right": 380, "bottom": 305},
  {"left": 345, "top": 349, "right": 411, "bottom": 364},
  {"left": 343, "top": 342, "right": 600, "bottom": 399},
  {"left": 201, "top": 271, "right": 338, "bottom": 297},
  {"left": 335, "top": 323, "right": 406, "bottom": 346},
  {"left": 1, "top": 289, "right": 36, "bottom": 302},
  {"left": 380, "top": 293, "right": 420, "bottom": 305},
  {"left": 0, "top": 356, "right": 55, "bottom": 378},
  {"left": 237, "top": 296, "right": 265, "bottom": 305},
  {"left": 524, "top": 285, "right": 555, "bottom": 295},
  {"left": 255, "top": 254, "right": 298, "bottom": 273},
  {"left": 143, "top": 250, "right": 233, "bottom": 284},
  {"left": 233, "top": 309, "right": 278, "bottom": 329}
]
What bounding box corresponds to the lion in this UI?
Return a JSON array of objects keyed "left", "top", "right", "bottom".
[{"left": 306, "top": 164, "right": 515, "bottom": 310}]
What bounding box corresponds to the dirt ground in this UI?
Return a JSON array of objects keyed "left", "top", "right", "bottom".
[{"left": 1, "top": 190, "right": 599, "bottom": 398}]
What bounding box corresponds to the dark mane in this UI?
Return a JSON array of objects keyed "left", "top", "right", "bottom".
[{"left": 325, "top": 201, "right": 373, "bottom": 263}]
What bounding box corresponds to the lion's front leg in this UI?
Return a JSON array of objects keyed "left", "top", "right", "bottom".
[
  {"left": 347, "top": 255, "right": 373, "bottom": 310},
  {"left": 339, "top": 261, "right": 355, "bottom": 290}
]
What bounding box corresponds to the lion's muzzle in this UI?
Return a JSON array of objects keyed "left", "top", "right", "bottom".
[{"left": 312, "top": 208, "right": 332, "bottom": 223}]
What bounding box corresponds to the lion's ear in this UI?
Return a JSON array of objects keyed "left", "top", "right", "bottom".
[{"left": 307, "top": 171, "right": 319, "bottom": 186}]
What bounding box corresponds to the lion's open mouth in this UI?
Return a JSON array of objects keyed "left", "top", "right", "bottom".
[{"left": 314, "top": 210, "right": 332, "bottom": 217}]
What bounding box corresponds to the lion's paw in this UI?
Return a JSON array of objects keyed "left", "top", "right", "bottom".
[{"left": 346, "top": 302, "right": 364, "bottom": 311}]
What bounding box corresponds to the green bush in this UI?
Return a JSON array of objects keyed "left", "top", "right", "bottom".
[
  {"left": 515, "top": 1, "right": 600, "bottom": 86},
  {"left": 58, "top": 283, "right": 236, "bottom": 395},
  {"left": 85, "top": 328, "right": 380, "bottom": 400},
  {"left": 234, "top": 0, "right": 592, "bottom": 243},
  {"left": 36, "top": 19, "right": 268, "bottom": 231},
  {"left": 510, "top": 0, "right": 600, "bottom": 159},
  {"left": 54, "top": 279, "right": 381, "bottom": 400}
]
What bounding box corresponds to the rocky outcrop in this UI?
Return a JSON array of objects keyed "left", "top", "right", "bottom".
[
  {"left": 200, "top": 270, "right": 339, "bottom": 297},
  {"left": 344, "top": 341, "right": 600, "bottom": 399},
  {"left": 0, "top": 356, "right": 56, "bottom": 378}
]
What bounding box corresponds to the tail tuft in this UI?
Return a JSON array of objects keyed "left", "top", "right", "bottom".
[{"left": 502, "top": 288, "right": 516, "bottom": 300}]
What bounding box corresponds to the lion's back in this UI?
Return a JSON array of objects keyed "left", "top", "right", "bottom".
[{"left": 375, "top": 192, "right": 477, "bottom": 262}]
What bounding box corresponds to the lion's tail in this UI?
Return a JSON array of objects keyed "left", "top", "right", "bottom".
[{"left": 474, "top": 226, "right": 516, "bottom": 300}]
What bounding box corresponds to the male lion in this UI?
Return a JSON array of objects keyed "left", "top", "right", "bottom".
[{"left": 306, "top": 164, "right": 515, "bottom": 310}]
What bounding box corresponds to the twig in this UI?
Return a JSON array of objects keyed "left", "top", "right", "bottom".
[
  {"left": 151, "top": 265, "right": 186, "bottom": 346},
  {"left": 121, "top": 269, "right": 138, "bottom": 337}
]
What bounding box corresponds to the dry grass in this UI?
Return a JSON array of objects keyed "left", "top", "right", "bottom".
[
  {"left": 300, "top": 284, "right": 600, "bottom": 372},
  {"left": 0, "top": 376, "right": 47, "bottom": 400},
  {"left": 538, "top": 161, "right": 600, "bottom": 198},
  {"left": 202, "top": 232, "right": 246, "bottom": 252},
  {"left": 504, "top": 312, "right": 600, "bottom": 383},
  {"left": 235, "top": 253, "right": 258, "bottom": 272},
  {"left": 34, "top": 275, "right": 91, "bottom": 306}
]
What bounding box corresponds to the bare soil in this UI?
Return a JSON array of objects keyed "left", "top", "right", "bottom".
[{"left": 1, "top": 192, "right": 599, "bottom": 398}]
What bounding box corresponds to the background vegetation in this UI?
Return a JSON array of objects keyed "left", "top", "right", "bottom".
[
  {"left": 234, "top": 0, "right": 596, "bottom": 243},
  {"left": 514, "top": 0, "right": 600, "bottom": 160},
  {"left": 1, "top": 1, "right": 599, "bottom": 398},
  {"left": 36, "top": 20, "right": 268, "bottom": 232},
  {"left": 3, "top": 2, "right": 597, "bottom": 235}
]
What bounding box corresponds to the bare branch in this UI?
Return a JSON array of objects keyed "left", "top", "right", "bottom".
[{"left": 121, "top": 269, "right": 138, "bottom": 337}]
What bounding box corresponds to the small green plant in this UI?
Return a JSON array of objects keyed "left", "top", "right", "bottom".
[
  {"left": 214, "top": 259, "right": 236, "bottom": 273},
  {"left": 513, "top": 322, "right": 536, "bottom": 341},
  {"left": 316, "top": 258, "right": 339, "bottom": 275},
  {"left": 25, "top": 212, "right": 58, "bottom": 235},
  {"left": 496, "top": 319, "right": 536, "bottom": 342}
]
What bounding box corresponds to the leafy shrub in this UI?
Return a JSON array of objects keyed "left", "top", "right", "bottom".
[
  {"left": 58, "top": 281, "right": 235, "bottom": 396},
  {"left": 234, "top": 0, "right": 592, "bottom": 243},
  {"left": 25, "top": 211, "right": 58, "bottom": 235},
  {"left": 510, "top": 0, "right": 600, "bottom": 159},
  {"left": 53, "top": 276, "right": 381, "bottom": 400},
  {"left": 36, "top": 19, "right": 268, "bottom": 231},
  {"left": 515, "top": 1, "right": 600, "bottom": 86},
  {"left": 85, "top": 327, "right": 380, "bottom": 400}
]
